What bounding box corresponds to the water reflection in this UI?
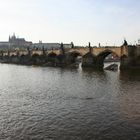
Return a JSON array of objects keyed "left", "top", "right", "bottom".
[
  {"left": 118, "top": 71, "right": 140, "bottom": 122},
  {"left": 0, "top": 64, "right": 140, "bottom": 140},
  {"left": 120, "top": 70, "right": 140, "bottom": 81}
]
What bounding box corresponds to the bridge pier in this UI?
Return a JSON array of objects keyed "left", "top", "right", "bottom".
[
  {"left": 120, "top": 45, "right": 140, "bottom": 70},
  {"left": 81, "top": 52, "right": 101, "bottom": 69},
  {"left": 82, "top": 51, "right": 109, "bottom": 69}
]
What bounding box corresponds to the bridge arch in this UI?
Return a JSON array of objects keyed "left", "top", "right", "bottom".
[
  {"left": 96, "top": 50, "right": 120, "bottom": 68},
  {"left": 48, "top": 52, "right": 57, "bottom": 58},
  {"left": 47, "top": 52, "right": 57, "bottom": 64},
  {"left": 32, "top": 53, "right": 40, "bottom": 58},
  {"left": 11, "top": 54, "right": 16, "bottom": 57},
  {"left": 67, "top": 51, "right": 82, "bottom": 57},
  {"left": 30, "top": 53, "right": 40, "bottom": 64},
  {"left": 82, "top": 52, "right": 96, "bottom": 67},
  {"left": 67, "top": 51, "right": 82, "bottom": 63},
  {"left": 20, "top": 54, "right": 26, "bottom": 58},
  {"left": 97, "top": 49, "right": 119, "bottom": 58}
]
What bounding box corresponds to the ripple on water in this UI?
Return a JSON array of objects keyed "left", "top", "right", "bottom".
[{"left": 0, "top": 64, "right": 140, "bottom": 140}]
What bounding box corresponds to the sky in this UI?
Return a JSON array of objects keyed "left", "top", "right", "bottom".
[{"left": 0, "top": 0, "right": 140, "bottom": 46}]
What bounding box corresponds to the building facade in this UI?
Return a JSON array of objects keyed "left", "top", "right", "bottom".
[
  {"left": 0, "top": 34, "right": 73, "bottom": 50},
  {"left": 9, "top": 33, "right": 32, "bottom": 47},
  {"left": 31, "top": 41, "right": 72, "bottom": 50},
  {"left": 0, "top": 34, "right": 32, "bottom": 50}
]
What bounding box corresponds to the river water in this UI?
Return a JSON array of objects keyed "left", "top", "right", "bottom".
[{"left": 0, "top": 63, "right": 139, "bottom": 140}]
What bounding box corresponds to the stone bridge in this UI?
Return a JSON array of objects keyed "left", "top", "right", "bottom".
[
  {"left": 1, "top": 46, "right": 125, "bottom": 57},
  {"left": 62, "top": 46, "right": 124, "bottom": 57},
  {"left": 1, "top": 42, "right": 140, "bottom": 70}
]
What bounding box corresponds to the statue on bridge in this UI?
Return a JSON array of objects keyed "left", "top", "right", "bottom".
[
  {"left": 123, "top": 39, "right": 128, "bottom": 46},
  {"left": 42, "top": 46, "right": 46, "bottom": 56},
  {"left": 71, "top": 42, "right": 74, "bottom": 48},
  {"left": 27, "top": 46, "right": 31, "bottom": 56},
  {"left": 88, "top": 42, "right": 92, "bottom": 52},
  {"left": 60, "top": 43, "right": 65, "bottom": 55}
]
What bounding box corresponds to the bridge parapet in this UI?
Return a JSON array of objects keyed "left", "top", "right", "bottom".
[
  {"left": 62, "top": 46, "right": 122, "bottom": 57},
  {"left": 1, "top": 46, "right": 123, "bottom": 57},
  {"left": 2, "top": 45, "right": 137, "bottom": 70}
]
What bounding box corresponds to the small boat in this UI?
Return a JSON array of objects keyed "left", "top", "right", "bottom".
[{"left": 104, "top": 63, "right": 118, "bottom": 71}]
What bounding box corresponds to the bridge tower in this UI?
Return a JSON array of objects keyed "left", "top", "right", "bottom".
[
  {"left": 120, "top": 40, "right": 140, "bottom": 70},
  {"left": 121, "top": 40, "right": 128, "bottom": 57}
]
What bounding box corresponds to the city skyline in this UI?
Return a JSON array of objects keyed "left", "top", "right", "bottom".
[{"left": 0, "top": 0, "right": 140, "bottom": 46}]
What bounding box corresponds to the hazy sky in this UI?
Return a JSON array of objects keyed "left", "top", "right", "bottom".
[{"left": 0, "top": 0, "right": 140, "bottom": 45}]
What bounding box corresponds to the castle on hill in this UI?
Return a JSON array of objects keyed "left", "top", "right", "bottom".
[
  {"left": 0, "top": 33, "right": 32, "bottom": 49},
  {"left": 0, "top": 33, "right": 72, "bottom": 50},
  {"left": 9, "top": 33, "right": 32, "bottom": 47}
]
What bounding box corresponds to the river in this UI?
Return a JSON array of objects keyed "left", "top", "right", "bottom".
[{"left": 0, "top": 63, "right": 139, "bottom": 140}]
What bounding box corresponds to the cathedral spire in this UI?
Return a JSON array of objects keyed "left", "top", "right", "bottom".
[{"left": 9, "top": 35, "right": 10, "bottom": 42}]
